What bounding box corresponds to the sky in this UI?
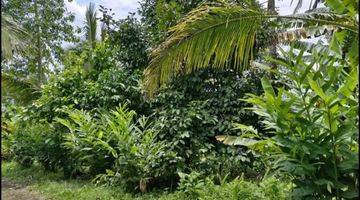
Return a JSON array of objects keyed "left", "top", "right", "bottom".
[
  {"left": 65, "top": 0, "right": 140, "bottom": 30},
  {"left": 64, "top": 0, "right": 323, "bottom": 43},
  {"left": 64, "top": 0, "right": 140, "bottom": 45}
]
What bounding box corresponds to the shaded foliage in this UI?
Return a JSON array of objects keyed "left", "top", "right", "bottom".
[
  {"left": 150, "top": 68, "right": 266, "bottom": 178},
  {"left": 108, "top": 13, "right": 149, "bottom": 70}
]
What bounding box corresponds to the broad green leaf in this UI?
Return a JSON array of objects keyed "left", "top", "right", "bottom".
[
  {"left": 233, "top": 123, "right": 258, "bottom": 134},
  {"left": 337, "top": 68, "right": 358, "bottom": 98},
  {"left": 325, "top": 0, "right": 346, "bottom": 13},
  {"left": 308, "top": 78, "right": 327, "bottom": 102}
]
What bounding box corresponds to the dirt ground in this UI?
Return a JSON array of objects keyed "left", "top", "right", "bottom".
[{"left": 1, "top": 178, "right": 44, "bottom": 200}]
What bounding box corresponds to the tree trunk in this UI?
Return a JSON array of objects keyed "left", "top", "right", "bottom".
[
  {"left": 267, "top": 0, "right": 276, "bottom": 14},
  {"left": 34, "top": 0, "right": 43, "bottom": 86},
  {"left": 312, "top": 0, "right": 321, "bottom": 9},
  {"left": 267, "top": 0, "right": 278, "bottom": 70}
]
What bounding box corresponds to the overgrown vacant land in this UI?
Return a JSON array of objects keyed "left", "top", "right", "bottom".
[{"left": 1, "top": 0, "right": 358, "bottom": 199}]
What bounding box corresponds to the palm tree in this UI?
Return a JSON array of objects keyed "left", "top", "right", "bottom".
[
  {"left": 85, "top": 2, "right": 97, "bottom": 48},
  {"left": 267, "top": 0, "right": 277, "bottom": 70},
  {"left": 1, "top": 15, "right": 39, "bottom": 105},
  {"left": 143, "top": 4, "right": 358, "bottom": 97},
  {"left": 1, "top": 14, "right": 29, "bottom": 59}
]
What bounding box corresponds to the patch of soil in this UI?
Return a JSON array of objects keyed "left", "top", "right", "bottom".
[{"left": 1, "top": 178, "right": 44, "bottom": 200}]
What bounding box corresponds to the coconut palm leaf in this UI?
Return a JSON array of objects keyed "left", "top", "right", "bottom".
[
  {"left": 144, "top": 6, "right": 262, "bottom": 97},
  {"left": 1, "top": 14, "right": 29, "bottom": 59},
  {"left": 144, "top": 5, "right": 358, "bottom": 97},
  {"left": 85, "top": 2, "right": 97, "bottom": 48},
  {"left": 276, "top": 24, "right": 336, "bottom": 44},
  {"left": 1, "top": 72, "right": 41, "bottom": 105}
]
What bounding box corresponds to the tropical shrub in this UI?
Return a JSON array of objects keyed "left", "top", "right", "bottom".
[
  {"left": 1, "top": 104, "right": 21, "bottom": 160},
  {"left": 177, "top": 171, "right": 206, "bottom": 197},
  {"left": 10, "top": 119, "right": 64, "bottom": 170},
  {"left": 1, "top": 113, "right": 14, "bottom": 160},
  {"left": 150, "top": 68, "right": 266, "bottom": 177},
  {"left": 218, "top": 46, "right": 359, "bottom": 199},
  {"left": 57, "top": 105, "right": 179, "bottom": 191},
  {"left": 29, "top": 65, "right": 146, "bottom": 122}
]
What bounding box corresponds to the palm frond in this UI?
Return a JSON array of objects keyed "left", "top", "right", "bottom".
[
  {"left": 1, "top": 14, "right": 29, "bottom": 59},
  {"left": 1, "top": 72, "right": 41, "bottom": 105},
  {"left": 144, "top": 6, "right": 262, "bottom": 97},
  {"left": 276, "top": 25, "right": 335, "bottom": 43},
  {"left": 85, "top": 2, "right": 97, "bottom": 48},
  {"left": 144, "top": 5, "right": 358, "bottom": 97}
]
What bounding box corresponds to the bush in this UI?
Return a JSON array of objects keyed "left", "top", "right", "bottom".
[
  {"left": 1, "top": 113, "right": 14, "bottom": 160},
  {"left": 231, "top": 47, "right": 359, "bottom": 199},
  {"left": 1, "top": 104, "right": 24, "bottom": 160},
  {"left": 177, "top": 171, "right": 206, "bottom": 197},
  {"left": 57, "top": 105, "right": 179, "bottom": 191},
  {"left": 28, "top": 42, "right": 148, "bottom": 123},
  {"left": 150, "top": 68, "right": 265, "bottom": 177},
  {"left": 108, "top": 13, "right": 149, "bottom": 70},
  {"left": 10, "top": 119, "right": 64, "bottom": 170}
]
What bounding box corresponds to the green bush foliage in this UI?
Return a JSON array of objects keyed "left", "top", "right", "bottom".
[
  {"left": 3, "top": 0, "right": 358, "bottom": 199},
  {"left": 227, "top": 47, "right": 359, "bottom": 199},
  {"left": 108, "top": 13, "right": 149, "bottom": 70},
  {"left": 1, "top": 106, "right": 17, "bottom": 160},
  {"left": 29, "top": 63, "right": 146, "bottom": 122},
  {"left": 10, "top": 119, "right": 63, "bottom": 170},
  {"left": 177, "top": 171, "right": 205, "bottom": 197},
  {"left": 150, "top": 68, "right": 265, "bottom": 177},
  {"left": 2, "top": 160, "right": 291, "bottom": 200}
]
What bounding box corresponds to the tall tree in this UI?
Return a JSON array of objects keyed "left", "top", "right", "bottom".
[
  {"left": 267, "top": 0, "right": 277, "bottom": 70},
  {"left": 108, "top": 13, "right": 149, "bottom": 70},
  {"left": 3, "top": 0, "right": 76, "bottom": 86}
]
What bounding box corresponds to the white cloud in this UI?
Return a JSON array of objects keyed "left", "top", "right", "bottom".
[
  {"left": 65, "top": 0, "right": 87, "bottom": 15},
  {"left": 65, "top": 0, "right": 87, "bottom": 27}
]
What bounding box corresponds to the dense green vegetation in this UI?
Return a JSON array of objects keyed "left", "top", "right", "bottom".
[{"left": 1, "top": 0, "right": 358, "bottom": 199}]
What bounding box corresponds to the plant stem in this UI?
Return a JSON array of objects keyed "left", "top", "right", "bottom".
[{"left": 327, "top": 108, "right": 339, "bottom": 199}]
